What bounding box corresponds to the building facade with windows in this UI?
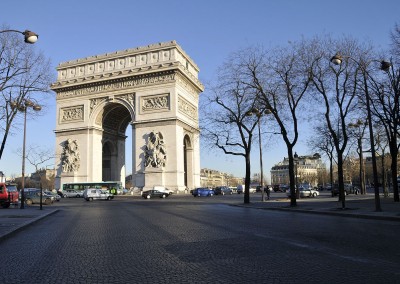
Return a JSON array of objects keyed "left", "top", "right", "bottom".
[
  {"left": 270, "top": 153, "right": 325, "bottom": 187},
  {"left": 200, "top": 168, "right": 243, "bottom": 188}
]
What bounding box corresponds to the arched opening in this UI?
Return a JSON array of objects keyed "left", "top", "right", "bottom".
[
  {"left": 100, "top": 103, "right": 132, "bottom": 185},
  {"left": 102, "top": 142, "right": 112, "bottom": 181},
  {"left": 183, "top": 135, "right": 192, "bottom": 190}
]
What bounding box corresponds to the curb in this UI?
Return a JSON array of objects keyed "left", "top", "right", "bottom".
[
  {"left": 233, "top": 204, "right": 400, "bottom": 222},
  {"left": 0, "top": 209, "right": 60, "bottom": 242}
]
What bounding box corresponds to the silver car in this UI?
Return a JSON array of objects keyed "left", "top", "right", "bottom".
[
  {"left": 44, "top": 191, "right": 61, "bottom": 202},
  {"left": 62, "top": 189, "right": 84, "bottom": 198},
  {"left": 287, "top": 187, "right": 319, "bottom": 198}
]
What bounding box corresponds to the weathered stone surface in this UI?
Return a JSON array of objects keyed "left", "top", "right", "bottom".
[{"left": 51, "top": 41, "right": 203, "bottom": 192}]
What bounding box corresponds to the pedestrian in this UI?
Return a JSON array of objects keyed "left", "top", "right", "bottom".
[{"left": 266, "top": 186, "right": 271, "bottom": 200}]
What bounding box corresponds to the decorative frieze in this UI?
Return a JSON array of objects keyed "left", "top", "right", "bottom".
[
  {"left": 90, "top": 98, "right": 107, "bottom": 115},
  {"left": 56, "top": 72, "right": 176, "bottom": 99},
  {"left": 141, "top": 94, "right": 169, "bottom": 112},
  {"left": 178, "top": 96, "right": 197, "bottom": 120},
  {"left": 60, "top": 105, "right": 84, "bottom": 123},
  {"left": 119, "top": 93, "right": 135, "bottom": 108}
]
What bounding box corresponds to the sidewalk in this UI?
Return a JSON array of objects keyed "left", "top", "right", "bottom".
[
  {"left": 239, "top": 195, "right": 400, "bottom": 221},
  {"left": 0, "top": 206, "right": 59, "bottom": 241}
]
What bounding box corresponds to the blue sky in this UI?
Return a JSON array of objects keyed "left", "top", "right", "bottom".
[{"left": 1, "top": 0, "right": 399, "bottom": 181}]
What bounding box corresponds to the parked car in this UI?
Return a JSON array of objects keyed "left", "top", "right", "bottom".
[
  {"left": 24, "top": 190, "right": 53, "bottom": 205},
  {"left": 214, "top": 186, "right": 233, "bottom": 195},
  {"left": 142, "top": 189, "right": 170, "bottom": 199},
  {"left": 237, "top": 185, "right": 256, "bottom": 194},
  {"left": 192, "top": 188, "right": 214, "bottom": 197},
  {"left": 331, "top": 184, "right": 360, "bottom": 197},
  {"left": 62, "top": 189, "right": 84, "bottom": 198},
  {"left": 286, "top": 187, "right": 319, "bottom": 198},
  {"left": 83, "top": 188, "right": 114, "bottom": 201},
  {"left": 0, "top": 183, "right": 19, "bottom": 208}
]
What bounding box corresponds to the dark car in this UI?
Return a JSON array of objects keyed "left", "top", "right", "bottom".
[
  {"left": 273, "top": 184, "right": 288, "bottom": 192},
  {"left": 24, "top": 190, "right": 53, "bottom": 205},
  {"left": 192, "top": 188, "right": 214, "bottom": 197},
  {"left": 214, "top": 186, "right": 233, "bottom": 195},
  {"left": 331, "top": 184, "right": 360, "bottom": 197},
  {"left": 142, "top": 189, "right": 170, "bottom": 199},
  {"left": 256, "top": 185, "right": 272, "bottom": 193}
]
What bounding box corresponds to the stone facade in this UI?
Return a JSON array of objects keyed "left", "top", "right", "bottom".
[
  {"left": 270, "top": 153, "right": 325, "bottom": 186},
  {"left": 200, "top": 168, "right": 243, "bottom": 188},
  {"left": 51, "top": 41, "right": 203, "bottom": 192}
]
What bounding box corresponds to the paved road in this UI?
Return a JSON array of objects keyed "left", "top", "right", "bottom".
[{"left": 1, "top": 195, "right": 399, "bottom": 283}]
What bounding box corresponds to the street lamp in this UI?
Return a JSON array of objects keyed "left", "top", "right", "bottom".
[
  {"left": 10, "top": 99, "right": 42, "bottom": 209},
  {"left": 330, "top": 53, "right": 389, "bottom": 211},
  {"left": 348, "top": 119, "right": 367, "bottom": 195},
  {"left": 294, "top": 152, "right": 299, "bottom": 199},
  {"left": 0, "top": 29, "right": 39, "bottom": 44},
  {"left": 247, "top": 108, "right": 272, "bottom": 202}
]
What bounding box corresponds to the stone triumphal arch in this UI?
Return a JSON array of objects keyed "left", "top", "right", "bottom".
[{"left": 51, "top": 41, "right": 203, "bottom": 192}]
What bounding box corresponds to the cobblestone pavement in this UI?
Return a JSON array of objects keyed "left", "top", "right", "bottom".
[
  {"left": 0, "top": 194, "right": 399, "bottom": 283},
  {"left": 0, "top": 193, "right": 398, "bottom": 241}
]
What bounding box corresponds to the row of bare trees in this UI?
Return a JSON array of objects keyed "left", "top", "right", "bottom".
[
  {"left": 0, "top": 26, "right": 54, "bottom": 185},
  {"left": 0, "top": 25, "right": 53, "bottom": 160},
  {"left": 201, "top": 26, "right": 400, "bottom": 207}
]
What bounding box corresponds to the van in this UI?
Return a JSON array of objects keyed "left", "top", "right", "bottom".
[
  {"left": 237, "top": 184, "right": 256, "bottom": 194},
  {"left": 83, "top": 188, "right": 114, "bottom": 201}
]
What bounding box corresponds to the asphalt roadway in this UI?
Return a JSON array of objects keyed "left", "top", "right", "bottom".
[{"left": 0, "top": 192, "right": 399, "bottom": 241}]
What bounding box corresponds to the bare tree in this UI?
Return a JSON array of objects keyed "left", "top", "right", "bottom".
[
  {"left": 366, "top": 25, "right": 400, "bottom": 202},
  {"left": 308, "top": 36, "right": 375, "bottom": 209},
  {"left": 16, "top": 144, "right": 54, "bottom": 173},
  {"left": 237, "top": 42, "right": 313, "bottom": 207},
  {"left": 308, "top": 124, "right": 336, "bottom": 189},
  {"left": 16, "top": 144, "right": 54, "bottom": 189},
  {"left": 0, "top": 25, "right": 53, "bottom": 159},
  {"left": 201, "top": 57, "right": 262, "bottom": 204}
]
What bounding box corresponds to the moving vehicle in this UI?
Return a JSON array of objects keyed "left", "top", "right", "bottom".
[
  {"left": 142, "top": 189, "right": 170, "bottom": 199},
  {"left": 0, "top": 183, "right": 19, "bottom": 208},
  {"left": 83, "top": 188, "right": 114, "bottom": 201},
  {"left": 153, "top": 185, "right": 174, "bottom": 195},
  {"left": 331, "top": 184, "right": 360, "bottom": 197},
  {"left": 256, "top": 185, "right": 272, "bottom": 193},
  {"left": 192, "top": 188, "right": 214, "bottom": 197},
  {"left": 214, "top": 186, "right": 233, "bottom": 195},
  {"left": 237, "top": 185, "right": 256, "bottom": 194},
  {"left": 62, "top": 181, "right": 123, "bottom": 195},
  {"left": 273, "top": 184, "right": 289, "bottom": 192},
  {"left": 286, "top": 187, "right": 319, "bottom": 198},
  {"left": 62, "top": 189, "right": 84, "bottom": 198},
  {"left": 44, "top": 191, "right": 61, "bottom": 202}
]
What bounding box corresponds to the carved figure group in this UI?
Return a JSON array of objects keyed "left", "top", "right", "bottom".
[
  {"left": 61, "top": 139, "right": 81, "bottom": 172},
  {"left": 144, "top": 131, "right": 167, "bottom": 168}
]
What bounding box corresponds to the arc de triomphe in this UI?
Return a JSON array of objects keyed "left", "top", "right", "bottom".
[{"left": 50, "top": 41, "right": 203, "bottom": 192}]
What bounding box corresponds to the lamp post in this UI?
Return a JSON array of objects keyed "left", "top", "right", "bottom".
[
  {"left": 10, "top": 99, "right": 42, "bottom": 209},
  {"left": 247, "top": 108, "right": 272, "bottom": 202},
  {"left": 294, "top": 152, "right": 299, "bottom": 199},
  {"left": 0, "top": 29, "right": 39, "bottom": 44},
  {"left": 348, "top": 119, "right": 366, "bottom": 195},
  {"left": 330, "top": 53, "right": 388, "bottom": 211}
]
